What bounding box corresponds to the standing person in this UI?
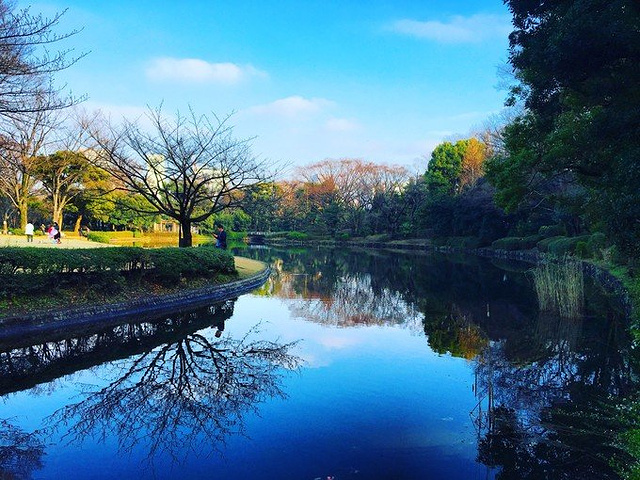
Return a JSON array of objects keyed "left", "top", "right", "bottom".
[
  {"left": 213, "top": 224, "right": 227, "bottom": 249},
  {"left": 24, "top": 221, "right": 34, "bottom": 243},
  {"left": 53, "top": 222, "right": 61, "bottom": 244}
]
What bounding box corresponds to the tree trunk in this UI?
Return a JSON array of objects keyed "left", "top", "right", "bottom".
[
  {"left": 18, "top": 174, "right": 30, "bottom": 229},
  {"left": 179, "top": 220, "right": 193, "bottom": 247},
  {"left": 52, "top": 193, "right": 66, "bottom": 228},
  {"left": 18, "top": 197, "right": 28, "bottom": 230},
  {"left": 73, "top": 214, "right": 83, "bottom": 233},
  {"left": 53, "top": 207, "right": 63, "bottom": 229}
]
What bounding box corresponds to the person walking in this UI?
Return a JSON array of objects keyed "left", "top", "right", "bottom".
[
  {"left": 47, "top": 224, "right": 58, "bottom": 244},
  {"left": 24, "top": 222, "right": 34, "bottom": 243}
]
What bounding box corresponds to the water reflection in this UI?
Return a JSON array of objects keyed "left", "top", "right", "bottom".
[
  {"left": 0, "top": 246, "right": 636, "bottom": 478},
  {"left": 0, "top": 300, "right": 301, "bottom": 467},
  {"left": 472, "top": 307, "right": 634, "bottom": 477},
  {"left": 0, "top": 419, "right": 45, "bottom": 480},
  {"left": 242, "top": 246, "right": 636, "bottom": 479}
]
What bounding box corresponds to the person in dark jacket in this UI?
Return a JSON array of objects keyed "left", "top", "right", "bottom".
[{"left": 213, "top": 224, "right": 227, "bottom": 249}]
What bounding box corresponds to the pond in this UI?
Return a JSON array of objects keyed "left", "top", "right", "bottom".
[{"left": 0, "top": 246, "right": 634, "bottom": 479}]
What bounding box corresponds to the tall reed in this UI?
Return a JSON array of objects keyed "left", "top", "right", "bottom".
[{"left": 531, "top": 259, "right": 585, "bottom": 319}]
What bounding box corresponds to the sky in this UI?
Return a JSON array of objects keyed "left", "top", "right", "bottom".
[{"left": 23, "top": 0, "right": 513, "bottom": 175}]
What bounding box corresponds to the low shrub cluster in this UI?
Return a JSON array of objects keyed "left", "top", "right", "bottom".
[
  {"left": 439, "top": 236, "right": 482, "bottom": 249},
  {"left": 86, "top": 231, "right": 113, "bottom": 244},
  {"left": 0, "top": 246, "right": 236, "bottom": 297},
  {"left": 490, "top": 232, "right": 610, "bottom": 259},
  {"left": 537, "top": 235, "right": 593, "bottom": 256},
  {"left": 286, "top": 231, "right": 309, "bottom": 241},
  {"left": 491, "top": 234, "right": 542, "bottom": 251}
]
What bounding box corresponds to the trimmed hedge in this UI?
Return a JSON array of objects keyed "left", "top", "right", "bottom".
[
  {"left": 492, "top": 234, "right": 543, "bottom": 251},
  {"left": 286, "top": 231, "right": 309, "bottom": 240},
  {"left": 536, "top": 235, "right": 593, "bottom": 256},
  {"left": 86, "top": 232, "right": 113, "bottom": 244},
  {"left": 538, "top": 225, "right": 567, "bottom": 237},
  {"left": 0, "top": 246, "right": 236, "bottom": 296}
]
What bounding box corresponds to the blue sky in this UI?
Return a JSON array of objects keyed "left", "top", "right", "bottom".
[{"left": 25, "top": 0, "right": 512, "bottom": 173}]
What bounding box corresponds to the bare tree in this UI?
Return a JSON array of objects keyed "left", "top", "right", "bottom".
[
  {"left": 0, "top": 419, "right": 44, "bottom": 479},
  {"left": 0, "top": 89, "right": 66, "bottom": 228},
  {"left": 296, "top": 158, "right": 410, "bottom": 235},
  {"left": 47, "top": 321, "right": 301, "bottom": 462},
  {"left": 0, "top": 1, "right": 84, "bottom": 119},
  {"left": 92, "top": 106, "right": 277, "bottom": 247}
]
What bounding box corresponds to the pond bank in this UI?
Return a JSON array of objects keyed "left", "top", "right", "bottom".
[{"left": 0, "top": 261, "right": 270, "bottom": 347}]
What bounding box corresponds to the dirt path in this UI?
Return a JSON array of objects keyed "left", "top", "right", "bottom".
[{"left": 0, "top": 233, "right": 107, "bottom": 248}]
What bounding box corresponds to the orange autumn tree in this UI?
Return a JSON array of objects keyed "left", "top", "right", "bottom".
[
  {"left": 459, "top": 138, "right": 489, "bottom": 191},
  {"left": 295, "top": 158, "right": 409, "bottom": 235}
]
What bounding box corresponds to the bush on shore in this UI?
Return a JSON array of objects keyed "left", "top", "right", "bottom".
[
  {"left": 491, "top": 234, "right": 543, "bottom": 251},
  {"left": 0, "top": 246, "right": 236, "bottom": 296}
]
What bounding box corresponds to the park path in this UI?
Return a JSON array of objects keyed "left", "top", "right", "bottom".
[{"left": 0, "top": 233, "right": 107, "bottom": 248}]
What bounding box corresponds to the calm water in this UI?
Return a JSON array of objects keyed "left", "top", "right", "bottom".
[{"left": 0, "top": 247, "right": 634, "bottom": 479}]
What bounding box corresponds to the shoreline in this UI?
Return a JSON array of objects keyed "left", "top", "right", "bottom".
[
  {"left": 0, "top": 264, "right": 270, "bottom": 346},
  {"left": 266, "top": 239, "right": 635, "bottom": 318}
]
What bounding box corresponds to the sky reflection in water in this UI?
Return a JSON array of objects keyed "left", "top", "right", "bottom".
[{"left": 0, "top": 247, "right": 632, "bottom": 479}]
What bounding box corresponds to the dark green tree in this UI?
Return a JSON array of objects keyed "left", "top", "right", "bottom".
[{"left": 489, "top": 0, "right": 640, "bottom": 256}]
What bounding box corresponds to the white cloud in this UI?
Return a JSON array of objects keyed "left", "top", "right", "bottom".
[
  {"left": 388, "top": 14, "right": 511, "bottom": 44},
  {"left": 146, "top": 57, "right": 267, "bottom": 84},
  {"left": 325, "top": 117, "right": 360, "bottom": 132},
  {"left": 82, "top": 101, "right": 150, "bottom": 124},
  {"left": 246, "top": 96, "right": 335, "bottom": 119},
  {"left": 318, "top": 334, "right": 360, "bottom": 349}
]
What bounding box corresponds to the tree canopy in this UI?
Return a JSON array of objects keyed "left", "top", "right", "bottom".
[
  {"left": 92, "top": 107, "right": 275, "bottom": 247},
  {"left": 488, "top": 0, "right": 640, "bottom": 255}
]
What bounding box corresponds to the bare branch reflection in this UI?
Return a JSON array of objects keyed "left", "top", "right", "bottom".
[
  {"left": 46, "top": 324, "right": 301, "bottom": 462},
  {"left": 471, "top": 309, "right": 634, "bottom": 478},
  {"left": 0, "top": 419, "right": 45, "bottom": 479},
  {"left": 282, "top": 272, "right": 422, "bottom": 330}
]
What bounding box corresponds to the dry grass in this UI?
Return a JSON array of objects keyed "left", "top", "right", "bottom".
[{"left": 532, "top": 259, "right": 584, "bottom": 319}]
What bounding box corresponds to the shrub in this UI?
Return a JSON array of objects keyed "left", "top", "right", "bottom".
[
  {"left": 537, "top": 235, "right": 593, "bottom": 256},
  {"left": 446, "top": 236, "right": 481, "bottom": 248},
  {"left": 286, "top": 231, "right": 309, "bottom": 241},
  {"left": 227, "top": 231, "right": 247, "bottom": 241},
  {"left": 363, "top": 234, "right": 392, "bottom": 243},
  {"left": 492, "top": 237, "right": 524, "bottom": 251},
  {"left": 146, "top": 247, "right": 232, "bottom": 284},
  {"left": 0, "top": 246, "right": 236, "bottom": 296},
  {"left": 536, "top": 236, "right": 565, "bottom": 253},
  {"left": 587, "top": 232, "right": 607, "bottom": 259},
  {"left": 492, "top": 234, "right": 544, "bottom": 251},
  {"left": 575, "top": 241, "right": 590, "bottom": 258},
  {"left": 538, "top": 225, "right": 567, "bottom": 237},
  {"left": 86, "top": 232, "right": 113, "bottom": 244}
]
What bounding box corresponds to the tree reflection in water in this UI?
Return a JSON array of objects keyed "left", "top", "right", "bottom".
[
  {"left": 246, "top": 247, "right": 637, "bottom": 478},
  {"left": 472, "top": 308, "right": 635, "bottom": 479},
  {"left": 288, "top": 273, "right": 423, "bottom": 329},
  {"left": 0, "top": 419, "right": 45, "bottom": 480},
  {"left": 42, "top": 310, "right": 301, "bottom": 463}
]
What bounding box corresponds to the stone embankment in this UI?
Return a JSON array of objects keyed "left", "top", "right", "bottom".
[{"left": 0, "top": 267, "right": 271, "bottom": 345}]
